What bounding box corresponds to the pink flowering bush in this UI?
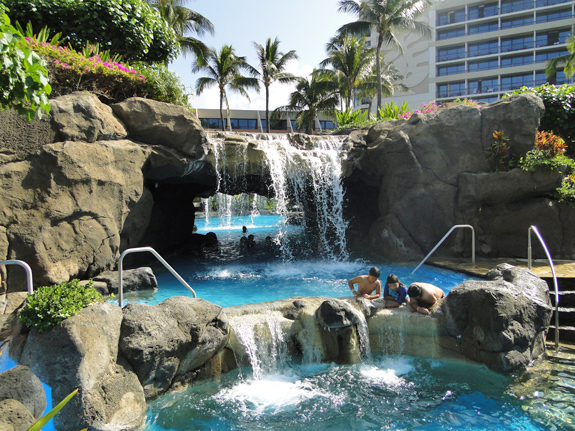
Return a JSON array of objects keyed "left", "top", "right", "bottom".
[{"left": 399, "top": 101, "right": 440, "bottom": 120}]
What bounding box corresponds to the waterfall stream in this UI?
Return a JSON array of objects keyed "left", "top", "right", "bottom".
[{"left": 203, "top": 133, "right": 349, "bottom": 260}]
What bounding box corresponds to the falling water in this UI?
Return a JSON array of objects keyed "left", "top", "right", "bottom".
[
  {"left": 205, "top": 132, "right": 349, "bottom": 260},
  {"left": 351, "top": 308, "right": 372, "bottom": 361}
]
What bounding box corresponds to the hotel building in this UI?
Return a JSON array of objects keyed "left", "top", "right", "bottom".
[{"left": 362, "top": 0, "right": 575, "bottom": 110}]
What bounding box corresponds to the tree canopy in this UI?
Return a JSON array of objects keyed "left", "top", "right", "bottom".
[{"left": 3, "top": 0, "right": 180, "bottom": 63}]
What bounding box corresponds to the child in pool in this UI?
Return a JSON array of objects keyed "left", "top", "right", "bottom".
[{"left": 348, "top": 266, "right": 381, "bottom": 300}]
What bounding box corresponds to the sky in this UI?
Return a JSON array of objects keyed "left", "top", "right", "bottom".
[{"left": 167, "top": 0, "right": 353, "bottom": 110}]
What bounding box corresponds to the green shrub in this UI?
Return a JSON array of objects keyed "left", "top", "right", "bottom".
[
  {"left": 0, "top": 6, "right": 51, "bottom": 120},
  {"left": 486, "top": 131, "right": 511, "bottom": 171},
  {"left": 378, "top": 101, "right": 410, "bottom": 120},
  {"left": 135, "top": 62, "right": 191, "bottom": 108},
  {"left": 335, "top": 108, "right": 369, "bottom": 127},
  {"left": 18, "top": 279, "right": 103, "bottom": 333},
  {"left": 4, "top": 0, "right": 179, "bottom": 63},
  {"left": 556, "top": 174, "right": 575, "bottom": 203},
  {"left": 507, "top": 84, "right": 575, "bottom": 154},
  {"left": 520, "top": 149, "right": 575, "bottom": 173}
]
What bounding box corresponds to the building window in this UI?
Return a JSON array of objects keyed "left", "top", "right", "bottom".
[
  {"left": 536, "top": 8, "right": 573, "bottom": 23},
  {"left": 536, "top": 0, "right": 571, "bottom": 6},
  {"left": 230, "top": 119, "right": 258, "bottom": 130},
  {"left": 437, "top": 45, "right": 466, "bottom": 61},
  {"left": 501, "top": 15, "right": 534, "bottom": 29},
  {"left": 501, "top": 0, "right": 535, "bottom": 14},
  {"left": 437, "top": 63, "right": 466, "bottom": 76},
  {"left": 469, "top": 21, "right": 499, "bottom": 34},
  {"left": 501, "top": 35, "right": 534, "bottom": 52},
  {"left": 437, "top": 8, "right": 466, "bottom": 26},
  {"left": 536, "top": 49, "right": 569, "bottom": 63},
  {"left": 437, "top": 26, "right": 466, "bottom": 40},
  {"left": 500, "top": 73, "right": 534, "bottom": 91},
  {"left": 437, "top": 81, "right": 466, "bottom": 98},
  {"left": 469, "top": 3, "right": 499, "bottom": 20},
  {"left": 501, "top": 53, "right": 534, "bottom": 67},
  {"left": 536, "top": 29, "right": 571, "bottom": 47},
  {"left": 468, "top": 58, "right": 499, "bottom": 72},
  {"left": 469, "top": 77, "right": 499, "bottom": 94},
  {"left": 320, "top": 121, "right": 336, "bottom": 130},
  {"left": 469, "top": 40, "right": 499, "bottom": 57},
  {"left": 200, "top": 118, "right": 223, "bottom": 129}
]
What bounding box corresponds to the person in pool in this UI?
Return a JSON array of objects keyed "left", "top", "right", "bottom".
[
  {"left": 379, "top": 273, "right": 407, "bottom": 309},
  {"left": 348, "top": 266, "right": 381, "bottom": 300},
  {"left": 407, "top": 282, "right": 445, "bottom": 315}
]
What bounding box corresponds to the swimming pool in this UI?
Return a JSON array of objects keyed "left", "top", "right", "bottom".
[{"left": 119, "top": 215, "right": 574, "bottom": 431}]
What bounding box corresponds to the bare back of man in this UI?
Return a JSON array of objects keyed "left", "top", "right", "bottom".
[{"left": 408, "top": 282, "right": 445, "bottom": 315}]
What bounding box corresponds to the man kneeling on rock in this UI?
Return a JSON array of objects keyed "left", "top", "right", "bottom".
[{"left": 407, "top": 283, "right": 445, "bottom": 315}]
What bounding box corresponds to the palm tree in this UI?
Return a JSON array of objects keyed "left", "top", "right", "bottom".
[
  {"left": 274, "top": 72, "right": 339, "bottom": 135},
  {"left": 253, "top": 37, "right": 299, "bottom": 133},
  {"left": 317, "top": 34, "right": 376, "bottom": 110},
  {"left": 360, "top": 57, "right": 407, "bottom": 112},
  {"left": 546, "top": 32, "right": 575, "bottom": 80},
  {"left": 193, "top": 45, "right": 259, "bottom": 131},
  {"left": 338, "top": 0, "right": 431, "bottom": 114},
  {"left": 147, "top": 0, "right": 214, "bottom": 63}
]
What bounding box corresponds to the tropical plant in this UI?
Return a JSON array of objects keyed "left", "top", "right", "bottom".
[
  {"left": 0, "top": 6, "right": 51, "bottom": 120},
  {"left": 378, "top": 100, "right": 410, "bottom": 120},
  {"left": 193, "top": 45, "right": 260, "bottom": 131},
  {"left": 556, "top": 173, "right": 575, "bottom": 203},
  {"left": 4, "top": 0, "right": 179, "bottom": 63},
  {"left": 399, "top": 100, "right": 439, "bottom": 119},
  {"left": 335, "top": 107, "right": 370, "bottom": 127},
  {"left": 507, "top": 84, "right": 575, "bottom": 154},
  {"left": 274, "top": 72, "right": 339, "bottom": 134},
  {"left": 253, "top": 37, "right": 298, "bottom": 133},
  {"left": 146, "top": 0, "right": 214, "bottom": 64},
  {"left": 337, "top": 0, "right": 431, "bottom": 114},
  {"left": 27, "top": 389, "right": 78, "bottom": 431},
  {"left": 546, "top": 32, "right": 575, "bottom": 80},
  {"left": 534, "top": 130, "right": 567, "bottom": 157},
  {"left": 486, "top": 130, "right": 511, "bottom": 172},
  {"left": 357, "top": 57, "right": 407, "bottom": 111},
  {"left": 18, "top": 279, "right": 103, "bottom": 333},
  {"left": 317, "top": 34, "right": 375, "bottom": 110}
]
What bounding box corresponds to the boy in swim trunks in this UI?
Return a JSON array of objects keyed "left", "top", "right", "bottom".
[
  {"left": 348, "top": 267, "right": 381, "bottom": 300},
  {"left": 379, "top": 274, "right": 407, "bottom": 309},
  {"left": 407, "top": 282, "right": 445, "bottom": 315}
]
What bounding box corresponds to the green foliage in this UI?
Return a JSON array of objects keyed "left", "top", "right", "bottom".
[
  {"left": 507, "top": 84, "right": 575, "bottom": 154},
  {"left": 556, "top": 173, "right": 575, "bottom": 203},
  {"left": 378, "top": 101, "right": 409, "bottom": 120},
  {"left": 486, "top": 131, "right": 511, "bottom": 171},
  {"left": 27, "top": 388, "right": 78, "bottom": 431},
  {"left": 534, "top": 130, "right": 567, "bottom": 157},
  {"left": 135, "top": 62, "right": 191, "bottom": 108},
  {"left": 335, "top": 108, "right": 369, "bottom": 127},
  {"left": 520, "top": 149, "right": 575, "bottom": 173},
  {"left": 4, "top": 0, "right": 179, "bottom": 63},
  {"left": 18, "top": 279, "right": 103, "bottom": 333},
  {"left": 0, "top": 7, "right": 51, "bottom": 120}
]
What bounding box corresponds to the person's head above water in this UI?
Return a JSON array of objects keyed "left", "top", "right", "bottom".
[
  {"left": 242, "top": 226, "right": 248, "bottom": 233},
  {"left": 408, "top": 284, "right": 422, "bottom": 298},
  {"left": 369, "top": 267, "right": 381, "bottom": 279},
  {"left": 387, "top": 274, "right": 399, "bottom": 285}
]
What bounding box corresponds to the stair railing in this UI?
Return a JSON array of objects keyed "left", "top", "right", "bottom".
[
  {"left": 528, "top": 225, "right": 559, "bottom": 350},
  {"left": 411, "top": 225, "right": 475, "bottom": 274},
  {"left": 0, "top": 260, "right": 34, "bottom": 294},
  {"left": 118, "top": 247, "right": 196, "bottom": 308}
]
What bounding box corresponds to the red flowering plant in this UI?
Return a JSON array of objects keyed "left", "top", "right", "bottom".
[{"left": 486, "top": 130, "right": 511, "bottom": 171}]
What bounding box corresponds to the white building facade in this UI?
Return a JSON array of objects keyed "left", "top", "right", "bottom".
[{"left": 363, "top": 0, "right": 575, "bottom": 111}]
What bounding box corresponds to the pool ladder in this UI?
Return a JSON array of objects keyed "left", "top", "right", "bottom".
[
  {"left": 411, "top": 224, "right": 560, "bottom": 350},
  {"left": 118, "top": 247, "right": 196, "bottom": 308}
]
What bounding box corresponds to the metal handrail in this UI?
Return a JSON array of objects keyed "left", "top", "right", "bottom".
[
  {"left": 411, "top": 225, "right": 475, "bottom": 274},
  {"left": 528, "top": 226, "right": 559, "bottom": 350},
  {"left": 118, "top": 247, "right": 196, "bottom": 308},
  {"left": 0, "top": 260, "right": 34, "bottom": 294}
]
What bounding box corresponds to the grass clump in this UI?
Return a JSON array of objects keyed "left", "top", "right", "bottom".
[{"left": 18, "top": 279, "right": 103, "bottom": 333}]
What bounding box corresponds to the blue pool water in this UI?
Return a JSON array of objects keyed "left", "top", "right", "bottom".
[{"left": 120, "top": 215, "right": 572, "bottom": 431}]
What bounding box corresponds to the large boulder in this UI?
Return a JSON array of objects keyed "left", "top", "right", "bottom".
[
  {"left": 438, "top": 264, "right": 552, "bottom": 372},
  {"left": 93, "top": 267, "right": 158, "bottom": 294},
  {"left": 50, "top": 92, "right": 127, "bottom": 143},
  {"left": 0, "top": 366, "right": 46, "bottom": 420},
  {"left": 0, "top": 140, "right": 153, "bottom": 288},
  {"left": 0, "top": 399, "right": 34, "bottom": 431},
  {"left": 10, "top": 303, "right": 146, "bottom": 431},
  {"left": 111, "top": 98, "right": 207, "bottom": 159},
  {"left": 119, "top": 297, "right": 230, "bottom": 399}
]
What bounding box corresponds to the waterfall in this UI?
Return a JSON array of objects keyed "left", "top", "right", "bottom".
[
  {"left": 351, "top": 308, "right": 372, "bottom": 361},
  {"left": 231, "top": 312, "right": 289, "bottom": 380},
  {"left": 204, "top": 132, "right": 349, "bottom": 260}
]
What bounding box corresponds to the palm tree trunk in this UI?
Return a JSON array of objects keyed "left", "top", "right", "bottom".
[
  {"left": 219, "top": 92, "right": 225, "bottom": 132},
  {"left": 376, "top": 36, "right": 383, "bottom": 117},
  {"left": 265, "top": 85, "right": 270, "bottom": 133}
]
